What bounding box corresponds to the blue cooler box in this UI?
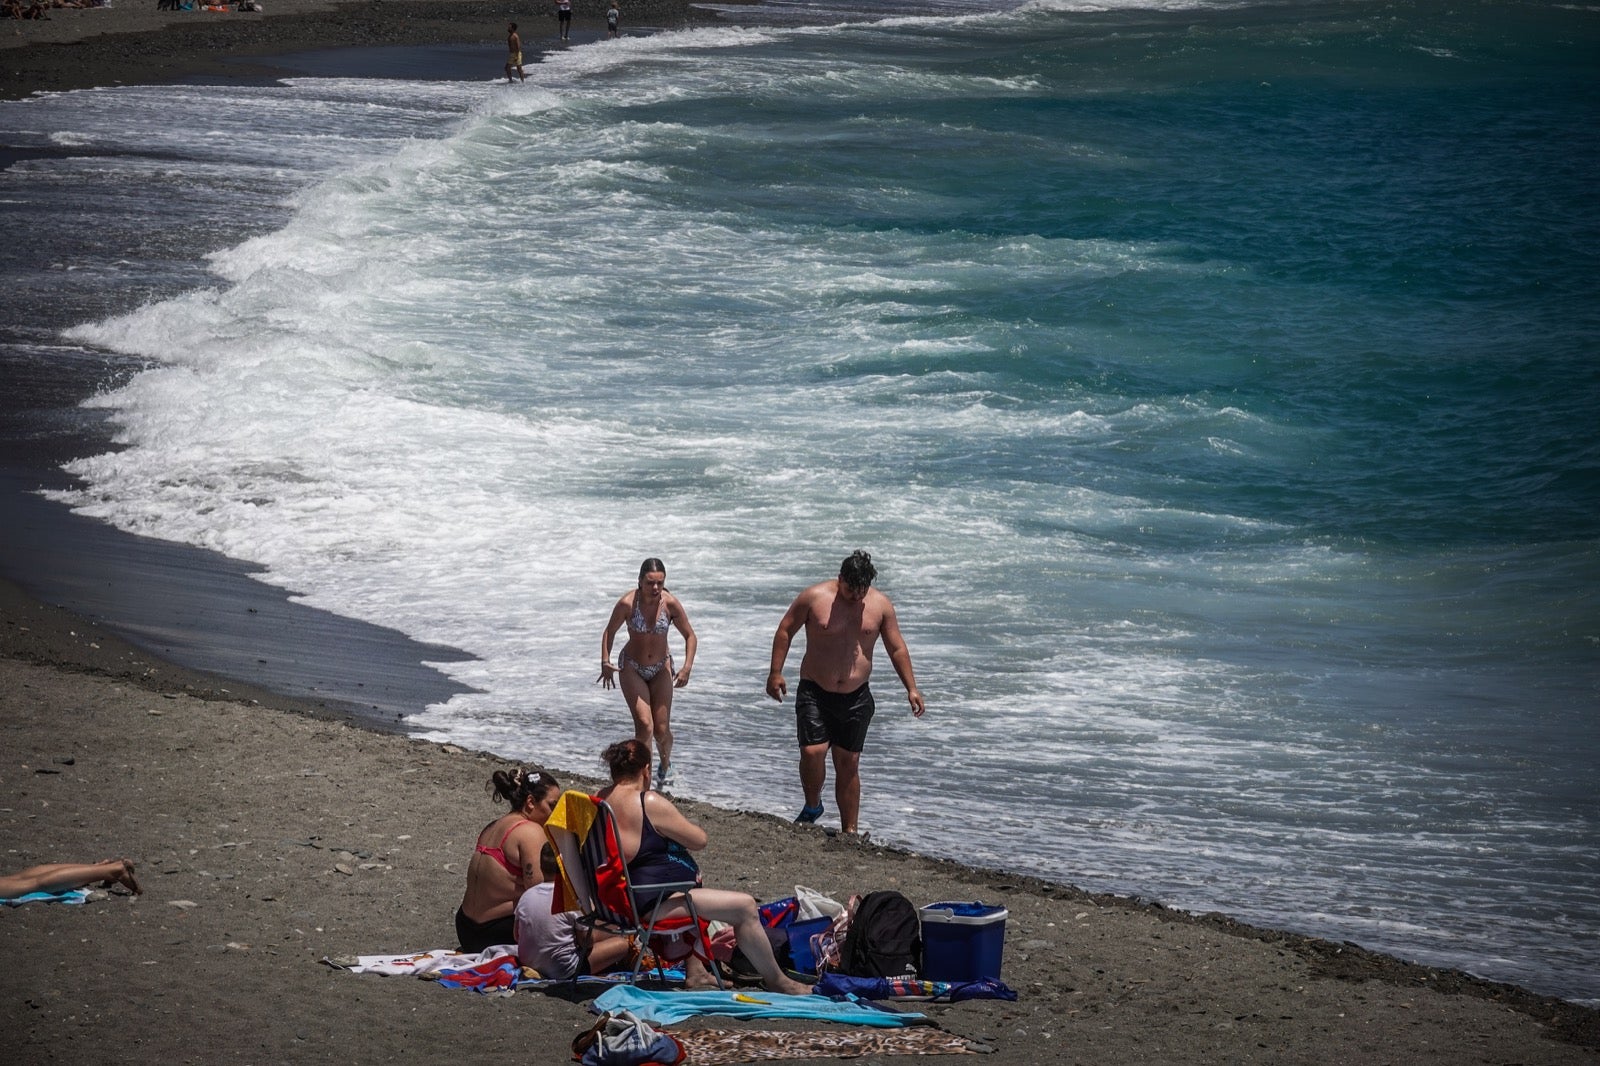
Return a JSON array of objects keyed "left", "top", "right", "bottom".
[
  {"left": 787, "top": 916, "right": 832, "bottom": 975},
  {"left": 919, "top": 901, "right": 1008, "bottom": 982}
]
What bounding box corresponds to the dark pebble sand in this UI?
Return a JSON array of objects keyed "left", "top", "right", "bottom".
[
  {"left": 3, "top": 578, "right": 1599, "bottom": 1062},
  {"left": 2, "top": 2, "right": 1599, "bottom": 1060}
]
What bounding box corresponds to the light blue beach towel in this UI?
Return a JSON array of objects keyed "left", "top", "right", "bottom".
[
  {"left": 592, "top": 984, "right": 921, "bottom": 1028},
  {"left": 1, "top": 889, "right": 90, "bottom": 907}
]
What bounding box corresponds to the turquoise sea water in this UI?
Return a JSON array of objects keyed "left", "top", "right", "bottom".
[{"left": 1, "top": 0, "right": 1596, "bottom": 1001}]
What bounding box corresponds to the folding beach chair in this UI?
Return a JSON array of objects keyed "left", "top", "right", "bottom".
[{"left": 545, "top": 790, "right": 723, "bottom": 988}]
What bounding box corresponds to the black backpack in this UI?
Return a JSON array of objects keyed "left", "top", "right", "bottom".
[{"left": 841, "top": 891, "right": 922, "bottom": 978}]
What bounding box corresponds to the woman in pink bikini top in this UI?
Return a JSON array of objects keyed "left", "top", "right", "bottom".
[{"left": 455, "top": 766, "right": 560, "bottom": 953}]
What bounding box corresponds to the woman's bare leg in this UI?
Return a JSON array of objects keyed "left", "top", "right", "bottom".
[
  {"left": 0, "top": 858, "right": 140, "bottom": 897},
  {"left": 620, "top": 668, "right": 656, "bottom": 759},
  {"left": 665, "top": 889, "right": 811, "bottom": 995},
  {"left": 648, "top": 670, "right": 675, "bottom": 775}
]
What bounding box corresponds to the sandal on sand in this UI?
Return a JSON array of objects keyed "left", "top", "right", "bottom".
[{"left": 794, "top": 804, "right": 824, "bottom": 825}]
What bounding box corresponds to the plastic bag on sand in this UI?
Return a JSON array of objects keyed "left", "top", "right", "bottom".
[{"left": 795, "top": 884, "right": 844, "bottom": 920}]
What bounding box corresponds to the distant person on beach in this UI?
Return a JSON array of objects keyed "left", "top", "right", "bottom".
[
  {"left": 555, "top": 0, "right": 572, "bottom": 40},
  {"left": 456, "top": 767, "right": 560, "bottom": 952},
  {"left": 506, "top": 22, "right": 526, "bottom": 83},
  {"left": 0, "top": 858, "right": 141, "bottom": 897},
  {"left": 598, "top": 557, "right": 698, "bottom": 786},
  {"left": 766, "top": 550, "right": 924, "bottom": 837},
  {"left": 515, "top": 843, "right": 634, "bottom": 977},
  {"left": 599, "top": 738, "right": 813, "bottom": 995},
  {"left": 606, "top": 0, "right": 619, "bottom": 37}
]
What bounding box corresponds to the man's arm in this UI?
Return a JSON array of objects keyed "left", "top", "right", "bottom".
[
  {"left": 766, "top": 591, "right": 810, "bottom": 701},
  {"left": 879, "top": 600, "right": 925, "bottom": 717}
]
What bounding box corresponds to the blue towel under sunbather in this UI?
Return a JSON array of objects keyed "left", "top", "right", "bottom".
[{"left": 1, "top": 889, "right": 90, "bottom": 907}]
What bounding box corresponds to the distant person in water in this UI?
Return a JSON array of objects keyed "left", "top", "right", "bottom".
[
  {"left": 0, "top": 858, "right": 141, "bottom": 897},
  {"left": 767, "top": 550, "right": 924, "bottom": 837},
  {"left": 606, "top": 0, "right": 619, "bottom": 38},
  {"left": 555, "top": 0, "right": 572, "bottom": 40},
  {"left": 505, "top": 22, "right": 525, "bottom": 83},
  {"left": 456, "top": 766, "right": 560, "bottom": 952},
  {"left": 599, "top": 558, "right": 698, "bottom": 787}
]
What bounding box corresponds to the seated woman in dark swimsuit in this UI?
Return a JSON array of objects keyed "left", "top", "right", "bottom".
[
  {"left": 597, "top": 739, "right": 813, "bottom": 995},
  {"left": 455, "top": 766, "right": 560, "bottom": 953}
]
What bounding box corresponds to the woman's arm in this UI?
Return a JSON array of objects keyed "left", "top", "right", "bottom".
[
  {"left": 670, "top": 594, "right": 697, "bottom": 685},
  {"left": 643, "top": 791, "right": 708, "bottom": 851},
  {"left": 510, "top": 822, "right": 550, "bottom": 894},
  {"left": 598, "top": 594, "right": 631, "bottom": 686}
]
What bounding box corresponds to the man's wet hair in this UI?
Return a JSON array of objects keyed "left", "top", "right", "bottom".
[{"left": 839, "top": 550, "right": 876, "bottom": 590}]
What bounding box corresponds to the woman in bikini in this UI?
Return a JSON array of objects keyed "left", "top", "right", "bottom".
[
  {"left": 598, "top": 739, "right": 813, "bottom": 995},
  {"left": 455, "top": 766, "right": 560, "bottom": 953},
  {"left": 598, "top": 557, "right": 698, "bottom": 785}
]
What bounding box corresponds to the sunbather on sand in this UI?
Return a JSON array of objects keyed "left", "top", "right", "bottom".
[
  {"left": 0, "top": 858, "right": 141, "bottom": 897},
  {"left": 456, "top": 766, "right": 561, "bottom": 953},
  {"left": 599, "top": 738, "right": 813, "bottom": 996}
]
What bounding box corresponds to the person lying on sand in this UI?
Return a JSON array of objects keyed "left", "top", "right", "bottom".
[{"left": 0, "top": 858, "right": 141, "bottom": 897}]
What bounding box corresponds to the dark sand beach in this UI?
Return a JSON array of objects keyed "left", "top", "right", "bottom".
[
  {"left": 2, "top": 2, "right": 1599, "bottom": 1062},
  {"left": 4, "top": 577, "right": 1600, "bottom": 1064}
]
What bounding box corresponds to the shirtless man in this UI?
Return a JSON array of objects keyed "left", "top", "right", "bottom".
[
  {"left": 505, "top": 23, "right": 525, "bottom": 83},
  {"left": 766, "top": 550, "right": 924, "bottom": 836}
]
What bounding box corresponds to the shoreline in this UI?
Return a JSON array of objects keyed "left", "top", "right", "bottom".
[
  {"left": 3, "top": 599, "right": 1598, "bottom": 1062},
  {"left": 1, "top": 0, "right": 729, "bottom": 100}
]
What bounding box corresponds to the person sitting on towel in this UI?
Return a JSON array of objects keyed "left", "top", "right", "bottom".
[
  {"left": 515, "top": 844, "right": 635, "bottom": 978},
  {"left": 456, "top": 766, "right": 560, "bottom": 953}
]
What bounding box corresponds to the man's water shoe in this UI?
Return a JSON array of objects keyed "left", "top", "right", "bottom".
[{"left": 794, "top": 804, "right": 825, "bottom": 825}]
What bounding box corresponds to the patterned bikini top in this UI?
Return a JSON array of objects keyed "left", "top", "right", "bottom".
[{"left": 629, "top": 598, "right": 671, "bottom": 635}]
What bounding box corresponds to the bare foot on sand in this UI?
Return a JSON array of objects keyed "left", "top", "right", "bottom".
[
  {"left": 101, "top": 858, "right": 142, "bottom": 895},
  {"left": 766, "top": 975, "right": 814, "bottom": 997}
]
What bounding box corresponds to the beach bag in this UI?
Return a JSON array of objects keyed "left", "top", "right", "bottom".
[
  {"left": 729, "top": 897, "right": 800, "bottom": 978},
  {"left": 840, "top": 890, "right": 921, "bottom": 979},
  {"left": 571, "top": 1010, "right": 684, "bottom": 1066}
]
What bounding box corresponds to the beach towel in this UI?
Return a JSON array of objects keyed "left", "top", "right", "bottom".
[
  {"left": 545, "top": 789, "right": 600, "bottom": 913},
  {"left": 324, "top": 946, "right": 691, "bottom": 987},
  {"left": 328, "top": 945, "right": 517, "bottom": 976},
  {"left": 670, "top": 1027, "right": 986, "bottom": 1062},
  {"left": 1, "top": 888, "right": 91, "bottom": 907},
  {"left": 816, "top": 973, "right": 1018, "bottom": 1003},
  {"left": 436, "top": 954, "right": 524, "bottom": 994},
  {"left": 592, "top": 985, "right": 920, "bottom": 1028}
]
